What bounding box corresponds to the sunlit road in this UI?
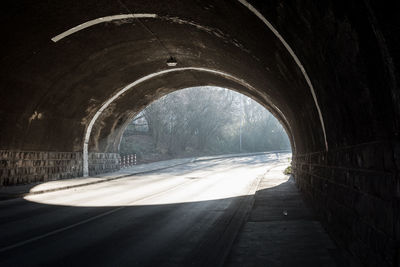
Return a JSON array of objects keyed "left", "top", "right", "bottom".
[{"left": 0, "top": 153, "right": 290, "bottom": 267}]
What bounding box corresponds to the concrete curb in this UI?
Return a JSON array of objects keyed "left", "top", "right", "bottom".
[{"left": 0, "top": 150, "right": 291, "bottom": 201}]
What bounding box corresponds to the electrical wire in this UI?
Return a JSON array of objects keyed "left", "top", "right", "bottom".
[{"left": 117, "top": 0, "right": 173, "bottom": 58}]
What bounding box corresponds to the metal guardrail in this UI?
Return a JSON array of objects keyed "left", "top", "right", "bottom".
[{"left": 119, "top": 154, "right": 137, "bottom": 168}]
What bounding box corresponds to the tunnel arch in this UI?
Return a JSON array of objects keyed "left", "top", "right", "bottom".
[
  {"left": 49, "top": 4, "right": 327, "bottom": 154},
  {"left": 53, "top": 9, "right": 328, "bottom": 176},
  {"left": 50, "top": 7, "right": 328, "bottom": 166},
  {"left": 0, "top": 0, "right": 328, "bottom": 157},
  {"left": 1, "top": 1, "right": 398, "bottom": 264},
  {"left": 83, "top": 67, "right": 295, "bottom": 176}
]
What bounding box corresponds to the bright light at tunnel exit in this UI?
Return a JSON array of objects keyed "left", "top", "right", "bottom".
[
  {"left": 81, "top": 67, "right": 292, "bottom": 177},
  {"left": 25, "top": 155, "right": 290, "bottom": 207},
  {"left": 118, "top": 86, "right": 292, "bottom": 164}
]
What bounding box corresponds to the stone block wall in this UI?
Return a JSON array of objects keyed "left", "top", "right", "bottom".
[
  {"left": 292, "top": 140, "right": 399, "bottom": 266},
  {"left": 88, "top": 152, "right": 120, "bottom": 176},
  {"left": 0, "top": 150, "right": 121, "bottom": 186},
  {"left": 0, "top": 150, "right": 83, "bottom": 186}
]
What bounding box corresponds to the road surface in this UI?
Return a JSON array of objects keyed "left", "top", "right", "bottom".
[{"left": 0, "top": 153, "right": 290, "bottom": 266}]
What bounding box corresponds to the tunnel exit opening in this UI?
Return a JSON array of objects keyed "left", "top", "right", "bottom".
[
  {"left": 118, "top": 86, "right": 291, "bottom": 166},
  {"left": 82, "top": 68, "right": 295, "bottom": 177}
]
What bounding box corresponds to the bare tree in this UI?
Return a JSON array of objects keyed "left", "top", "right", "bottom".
[{"left": 120, "top": 86, "right": 290, "bottom": 161}]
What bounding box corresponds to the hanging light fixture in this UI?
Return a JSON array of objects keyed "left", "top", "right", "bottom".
[{"left": 166, "top": 56, "right": 177, "bottom": 67}]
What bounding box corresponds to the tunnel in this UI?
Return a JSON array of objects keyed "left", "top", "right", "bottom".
[{"left": 0, "top": 0, "right": 399, "bottom": 266}]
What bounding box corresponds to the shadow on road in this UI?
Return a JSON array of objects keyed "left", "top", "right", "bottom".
[{"left": 0, "top": 173, "right": 353, "bottom": 267}]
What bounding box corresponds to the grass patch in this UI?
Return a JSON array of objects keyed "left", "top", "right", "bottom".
[{"left": 283, "top": 165, "right": 292, "bottom": 175}]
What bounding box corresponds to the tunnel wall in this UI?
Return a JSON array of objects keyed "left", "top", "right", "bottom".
[
  {"left": 293, "top": 140, "right": 399, "bottom": 266},
  {"left": 0, "top": 150, "right": 82, "bottom": 186},
  {"left": 0, "top": 151, "right": 119, "bottom": 185},
  {"left": 247, "top": 0, "right": 400, "bottom": 265}
]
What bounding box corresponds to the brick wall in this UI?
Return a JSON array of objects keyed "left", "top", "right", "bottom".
[
  {"left": 292, "top": 140, "right": 400, "bottom": 266},
  {"left": 0, "top": 150, "right": 121, "bottom": 186}
]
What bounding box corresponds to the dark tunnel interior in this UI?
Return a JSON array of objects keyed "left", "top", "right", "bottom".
[{"left": 0, "top": 1, "right": 399, "bottom": 265}]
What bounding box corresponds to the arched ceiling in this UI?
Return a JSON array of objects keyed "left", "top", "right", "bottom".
[
  {"left": 88, "top": 69, "right": 296, "bottom": 154},
  {"left": 2, "top": 0, "right": 396, "bottom": 159},
  {"left": 0, "top": 0, "right": 326, "bottom": 155}
]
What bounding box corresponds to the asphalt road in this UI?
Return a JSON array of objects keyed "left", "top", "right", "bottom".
[{"left": 0, "top": 153, "right": 290, "bottom": 267}]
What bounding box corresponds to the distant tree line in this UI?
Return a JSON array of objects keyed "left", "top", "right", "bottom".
[{"left": 120, "top": 87, "right": 290, "bottom": 161}]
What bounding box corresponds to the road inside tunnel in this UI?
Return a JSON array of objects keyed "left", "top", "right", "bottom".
[
  {"left": 0, "top": 0, "right": 398, "bottom": 265},
  {"left": 0, "top": 153, "right": 347, "bottom": 267}
]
